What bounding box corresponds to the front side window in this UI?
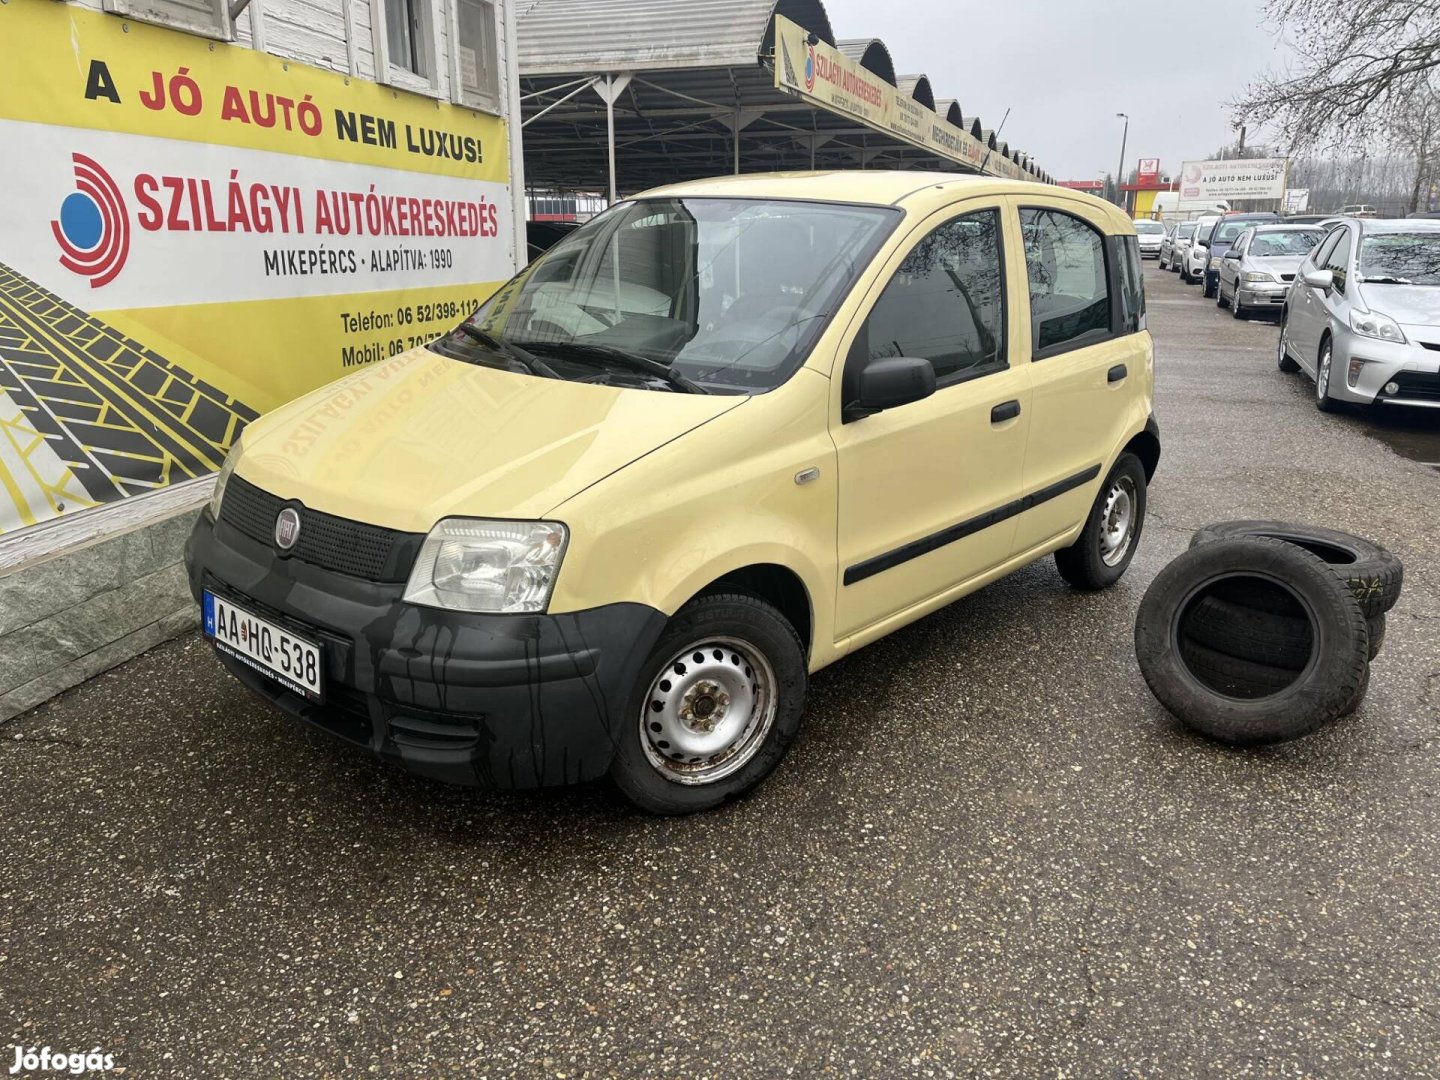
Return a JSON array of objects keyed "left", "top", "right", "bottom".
[
  {"left": 1358, "top": 233, "right": 1440, "bottom": 285},
  {"left": 1311, "top": 228, "right": 1342, "bottom": 268},
  {"left": 1326, "top": 229, "right": 1352, "bottom": 292},
  {"left": 1177, "top": 222, "right": 1197, "bottom": 239},
  {"left": 437, "top": 197, "right": 898, "bottom": 394},
  {"left": 858, "top": 209, "right": 1007, "bottom": 386},
  {"left": 1020, "top": 207, "right": 1112, "bottom": 356},
  {"left": 1212, "top": 219, "right": 1253, "bottom": 245}
]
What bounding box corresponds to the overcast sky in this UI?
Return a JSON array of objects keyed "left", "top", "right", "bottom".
[{"left": 819, "top": 0, "right": 1295, "bottom": 180}]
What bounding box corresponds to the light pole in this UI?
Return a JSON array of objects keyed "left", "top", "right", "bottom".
[{"left": 1115, "top": 112, "right": 1130, "bottom": 212}]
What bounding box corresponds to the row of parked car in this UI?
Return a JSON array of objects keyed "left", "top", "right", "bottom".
[{"left": 1139, "top": 211, "right": 1440, "bottom": 411}]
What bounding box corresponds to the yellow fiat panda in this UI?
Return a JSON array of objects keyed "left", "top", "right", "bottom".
[{"left": 187, "top": 171, "right": 1158, "bottom": 814}]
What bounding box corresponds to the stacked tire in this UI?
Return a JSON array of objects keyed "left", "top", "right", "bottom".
[{"left": 1135, "top": 522, "right": 1403, "bottom": 746}]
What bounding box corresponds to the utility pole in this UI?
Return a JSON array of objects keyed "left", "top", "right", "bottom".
[{"left": 1115, "top": 112, "right": 1130, "bottom": 212}]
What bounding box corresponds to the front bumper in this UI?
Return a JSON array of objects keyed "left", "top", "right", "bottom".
[
  {"left": 1327, "top": 330, "right": 1440, "bottom": 406},
  {"left": 186, "top": 511, "right": 668, "bottom": 788},
  {"left": 1237, "top": 282, "right": 1289, "bottom": 307}
]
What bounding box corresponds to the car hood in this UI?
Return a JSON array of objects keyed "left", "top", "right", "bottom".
[
  {"left": 232, "top": 348, "right": 748, "bottom": 533},
  {"left": 1357, "top": 283, "right": 1440, "bottom": 328}
]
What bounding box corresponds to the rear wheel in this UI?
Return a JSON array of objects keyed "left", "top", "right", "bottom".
[
  {"left": 1055, "top": 453, "right": 1147, "bottom": 590},
  {"left": 1315, "top": 337, "right": 1339, "bottom": 412}
]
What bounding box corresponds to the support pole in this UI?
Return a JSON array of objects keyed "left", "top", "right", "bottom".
[{"left": 590, "top": 73, "right": 632, "bottom": 204}]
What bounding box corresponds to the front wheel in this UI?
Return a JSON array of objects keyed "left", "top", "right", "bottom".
[
  {"left": 1315, "top": 338, "right": 1339, "bottom": 412},
  {"left": 1055, "top": 452, "right": 1147, "bottom": 590},
  {"left": 1202, "top": 274, "right": 1217, "bottom": 299},
  {"left": 609, "top": 592, "right": 807, "bottom": 814},
  {"left": 1231, "top": 288, "right": 1246, "bottom": 319}
]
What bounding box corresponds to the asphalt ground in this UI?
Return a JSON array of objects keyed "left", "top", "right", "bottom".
[{"left": 3, "top": 264, "right": 1439, "bottom": 1079}]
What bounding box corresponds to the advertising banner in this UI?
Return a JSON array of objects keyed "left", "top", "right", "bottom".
[
  {"left": 0, "top": 2, "right": 514, "bottom": 535},
  {"left": 1283, "top": 188, "right": 1311, "bottom": 214},
  {"left": 772, "top": 15, "right": 1021, "bottom": 181},
  {"left": 1176, "top": 158, "right": 1288, "bottom": 209}
]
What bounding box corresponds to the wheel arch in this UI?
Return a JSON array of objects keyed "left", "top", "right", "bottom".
[
  {"left": 1121, "top": 418, "right": 1161, "bottom": 481},
  {"left": 686, "top": 562, "right": 813, "bottom": 658}
]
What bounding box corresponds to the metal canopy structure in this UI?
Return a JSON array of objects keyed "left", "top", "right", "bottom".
[{"left": 516, "top": 0, "right": 1052, "bottom": 201}]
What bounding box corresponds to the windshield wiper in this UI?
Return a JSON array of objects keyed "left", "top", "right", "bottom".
[
  {"left": 456, "top": 323, "right": 562, "bottom": 380},
  {"left": 540, "top": 341, "right": 710, "bottom": 394},
  {"left": 1360, "top": 275, "right": 1415, "bottom": 285}
]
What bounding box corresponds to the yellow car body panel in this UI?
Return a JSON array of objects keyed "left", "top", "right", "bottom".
[
  {"left": 223, "top": 173, "right": 1152, "bottom": 677},
  {"left": 231, "top": 347, "right": 747, "bottom": 533}
]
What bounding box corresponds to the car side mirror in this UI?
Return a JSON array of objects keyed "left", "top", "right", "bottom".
[
  {"left": 1303, "top": 268, "right": 1334, "bottom": 292},
  {"left": 844, "top": 356, "right": 936, "bottom": 422},
  {"left": 1224, "top": 251, "right": 1240, "bottom": 260}
]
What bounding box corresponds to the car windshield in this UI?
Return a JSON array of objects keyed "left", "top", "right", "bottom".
[
  {"left": 1134, "top": 221, "right": 1165, "bottom": 234},
  {"left": 433, "top": 197, "right": 897, "bottom": 393},
  {"left": 1177, "top": 223, "right": 1196, "bottom": 238},
  {"left": 1249, "top": 230, "right": 1322, "bottom": 256},
  {"left": 1358, "top": 232, "right": 1440, "bottom": 285},
  {"left": 1212, "top": 219, "right": 1257, "bottom": 244}
]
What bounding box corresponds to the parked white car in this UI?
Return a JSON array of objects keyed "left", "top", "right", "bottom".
[
  {"left": 1180, "top": 216, "right": 1220, "bottom": 284},
  {"left": 1133, "top": 219, "right": 1166, "bottom": 258}
]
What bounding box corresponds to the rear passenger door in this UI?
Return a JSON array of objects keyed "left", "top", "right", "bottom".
[{"left": 1008, "top": 198, "right": 1150, "bottom": 553}]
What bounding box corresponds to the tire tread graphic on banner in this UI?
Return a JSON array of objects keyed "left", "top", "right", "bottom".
[{"left": 0, "top": 260, "right": 257, "bottom": 532}]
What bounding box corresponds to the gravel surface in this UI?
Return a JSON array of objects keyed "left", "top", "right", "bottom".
[{"left": 3, "top": 265, "right": 1439, "bottom": 1079}]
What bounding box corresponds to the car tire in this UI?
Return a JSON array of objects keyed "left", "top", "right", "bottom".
[
  {"left": 1188, "top": 520, "right": 1403, "bottom": 619},
  {"left": 1315, "top": 336, "right": 1339, "bottom": 412},
  {"left": 1135, "top": 537, "right": 1370, "bottom": 746},
  {"left": 1203, "top": 275, "right": 1217, "bottom": 299},
  {"left": 1183, "top": 594, "right": 1388, "bottom": 667},
  {"left": 1054, "top": 452, "right": 1147, "bottom": 590},
  {"left": 1277, "top": 319, "right": 1300, "bottom": 372},
  {"left": 608, "top": 592, "right": 807, "bottom": 815},
  {"left": 1231, "top": 290, "right": 1246, "bottom": 319},
  {"left": 1217, "top": 281, "right": 1230, "bottom": 308},
  {"left": 1179, "top": 265, "right": 1191, "bottom": 283}
]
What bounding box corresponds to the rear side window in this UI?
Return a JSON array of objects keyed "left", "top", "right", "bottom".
[
  {"left": 859, "top": 209, "right": 1007, "bottom": 386},
  {"left": 1020, "top": 207, "right": 1112, "bottom": 356},
  {"left": 1115, "top": 236, "right": 1146, "bottom": 333}
]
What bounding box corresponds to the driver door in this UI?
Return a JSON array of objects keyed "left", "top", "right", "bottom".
[{"left": 831, "top": 202, "right": 1031, "bottom": 641}]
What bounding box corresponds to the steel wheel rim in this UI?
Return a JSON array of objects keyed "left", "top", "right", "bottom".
[
  {"left": 1099, "top": 475, "right": 1137, "bottom": 567},
  {"left": 639, "top": 636, "right": 777, "bottom": 786},
  {"left": 1318, "top": 344, "right": 1331, "bottom": 400}
]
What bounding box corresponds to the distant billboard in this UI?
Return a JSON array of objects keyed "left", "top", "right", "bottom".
[
  {"left": 1283, "top": 188, "right": 1310, "bottom": 213},
  {"left": 1177, "top": 158, "right": 1288, "bottom": 209}
]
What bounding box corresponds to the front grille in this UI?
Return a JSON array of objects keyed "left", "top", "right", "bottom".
[
  {"left": 1419, "top": 341, "right": 1440, "bottom": 352},
  {"left": 219, "top": 474, "right": 423, "bottom": 581},
  {"left": 1279, "top": 273, "right": 1295, "bottom": 282},
  {"left": 1384, "top": 371, "right": 1440, "bottom": 402}
]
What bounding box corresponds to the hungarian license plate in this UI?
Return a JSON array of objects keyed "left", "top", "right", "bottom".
[{"left": 203, "top": 590, "right": 323, "bottom": 701}]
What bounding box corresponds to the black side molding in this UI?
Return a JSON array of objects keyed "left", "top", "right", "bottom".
[
  {"left": 1107, "top": 364, "right": 1128, "bottom": 383},
  {"left": 844, "top": 464, "right": 1103, "bottom": 586}
]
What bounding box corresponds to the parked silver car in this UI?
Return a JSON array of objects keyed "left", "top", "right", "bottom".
[
  {"left": 1160, "top": 220, "right": 1196, "bottom": 271},
  {"left": 1133, "top": 219, "right": 1166, "bottom": 258},
  {"left": 1278, "top": 218, "right": 1440, "bottom": 410},
  {"left": 1216, "top": 224, "right": 1324, "bottom": 318}
]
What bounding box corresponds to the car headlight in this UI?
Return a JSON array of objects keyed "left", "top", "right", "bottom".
[
  {"left": 208, "top": 437, "right": 242, "bottom": 520},
  {"left": 1242, "top": 271, "right": 1274, "bottom": 283},
  {"left": 404, "top": 519, "right": 568, "bottom": 613},
  {"left": 1349, "top": 309, "right": 1406, "bottom": 344}
]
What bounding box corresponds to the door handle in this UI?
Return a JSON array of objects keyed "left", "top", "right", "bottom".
[
  {"left": 1107, "top": 364, "right": 1128, "bottom": 383},
  {"left": 991, "top": 400, "right": 1021, "bottom": 423}
]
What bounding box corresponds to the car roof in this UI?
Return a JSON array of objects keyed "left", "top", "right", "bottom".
[
  {"left": 1356, "top": 217, "right": 1440, "bottom": 233},
  {"left": 633, "top": 171, "right": 1133, "bottom": 226},
  {"left": 1250, "top": 223, "right": 1323, "bottom": 232}
]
